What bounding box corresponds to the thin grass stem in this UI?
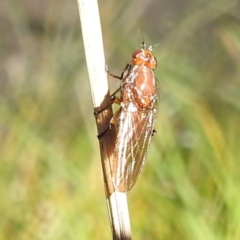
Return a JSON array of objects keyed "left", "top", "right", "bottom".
[{"left": 77, "top": 0, "right": 132, "bottom": 239}]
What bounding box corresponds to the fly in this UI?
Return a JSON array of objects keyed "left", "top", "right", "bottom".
[{"left": 108, "top": 42, "right": 158, "bottom": 192}]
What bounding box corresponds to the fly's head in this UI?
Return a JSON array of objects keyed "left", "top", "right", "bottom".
[{"left": 131, "top": 43, "right": 157, "bottom": 69}]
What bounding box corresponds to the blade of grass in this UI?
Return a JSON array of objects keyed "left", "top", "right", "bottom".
[{"left": 76, "top": 0, "right": 132, "bottom": 239}]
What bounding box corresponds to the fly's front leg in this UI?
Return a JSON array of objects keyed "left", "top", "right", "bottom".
[
  {"left": 94, "top": 63, "right": 130, "bottom": 116},
  {"left": 106, "top": 63, "right": 132, "bottom": 81},
  {"left": 95, "top": 63, "right": 131, "bottom": 138}
]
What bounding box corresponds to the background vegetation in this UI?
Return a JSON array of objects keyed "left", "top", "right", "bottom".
[{"left": 1, "top": 0, "right": 240, "bottom": 239}]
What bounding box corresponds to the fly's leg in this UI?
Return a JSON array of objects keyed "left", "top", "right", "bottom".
[
  {"left": 96, "top": 99, "right": 122, "bottom": 139},
  {"left": 93, "top": 63, "right": 131, "bottom": 116},
  {"left": 95, "top": 93, "right": 122, "bottom": 139},
  {"left": 97, "top": 107, "right": 122, "bottom": 139},
  {"left": 95, "top": 63, "right": 132, "bottom": 138},
  {"left": 105, "top": 64, "right": 122, "bottom": 80},
  {"left": 106, "top": 63, "right": 132, "bottom": 81},
  {"left": 93, "top": 88, "right": 121, "bottom": 116},
  {"left": 109, "top": 107, "right": 121, "bottom": 126}
]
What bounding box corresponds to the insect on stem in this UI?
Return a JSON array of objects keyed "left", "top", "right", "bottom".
[{"left": 107, "top": 42, "right": 158, "bottom": 192}]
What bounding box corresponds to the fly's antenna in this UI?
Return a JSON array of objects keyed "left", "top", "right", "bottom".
[
  {"left": 149, "top": 43, "right": 159, "bottom": 51},
  {"left": 141, "top": 40, "right": 146, "bottom": 49},
  {"left": 138, "top": 29, "right": 146, "bottom": 49}
]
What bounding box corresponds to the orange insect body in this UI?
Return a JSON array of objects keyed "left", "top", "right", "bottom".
[{"left": 110, "top": 42, "right": 158, "bottom": 192}]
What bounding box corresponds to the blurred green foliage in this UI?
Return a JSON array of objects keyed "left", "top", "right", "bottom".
[{"left": 0, "top": 0, "right": 240, "bottom": 239}]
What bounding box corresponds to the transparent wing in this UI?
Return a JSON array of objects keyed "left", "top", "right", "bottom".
[{"left": 112, "top": 101, "right": 157, "bottom": 192}]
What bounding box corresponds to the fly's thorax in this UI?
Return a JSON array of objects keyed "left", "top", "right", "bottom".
[{"left": 131, "top": 65, "right": 156, "bottom": 108}]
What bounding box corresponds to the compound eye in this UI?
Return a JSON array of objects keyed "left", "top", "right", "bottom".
[{"left": 132, "top": 49, "right": 143, "bottom": 59}]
